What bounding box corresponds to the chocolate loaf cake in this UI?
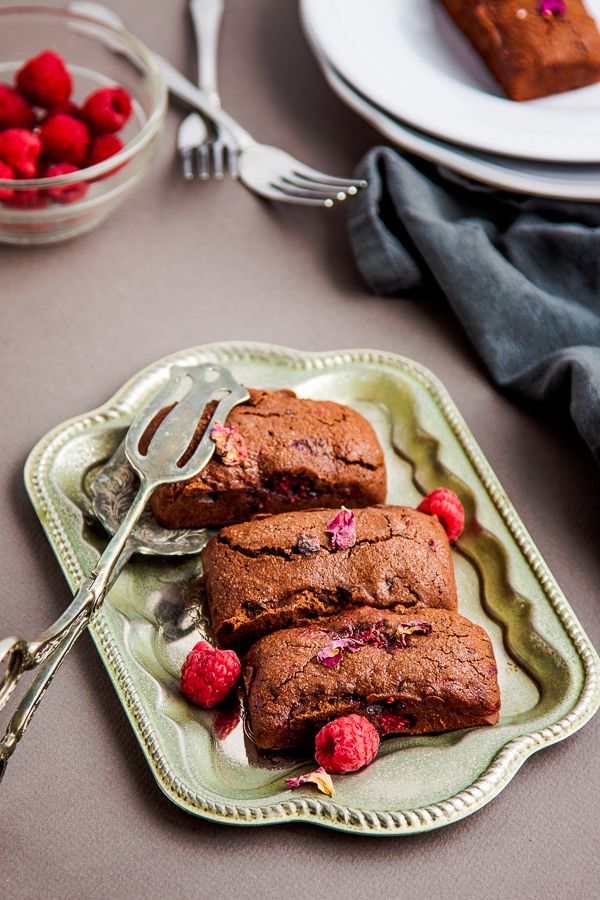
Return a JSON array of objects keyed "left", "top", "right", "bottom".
[
  {"left": 202, "top": 506, "right": 458, "bottom": 651},
  {"left": 149, "top": 388, "right": 386, "bottom": 528},
  {"left": 442, "top": 0, "right": 600, "bottom": 101},
  {"left": 243, "top": 606, "right": 500, "bottom": 750}
]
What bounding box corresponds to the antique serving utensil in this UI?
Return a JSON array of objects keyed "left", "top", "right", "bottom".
[{"left": 0, "top": 363, "right": 249, "bottom": 782}]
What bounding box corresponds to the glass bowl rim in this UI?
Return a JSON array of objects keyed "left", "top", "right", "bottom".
[{"left": 0, "top": 5, "right": 167, "bottom": 189}]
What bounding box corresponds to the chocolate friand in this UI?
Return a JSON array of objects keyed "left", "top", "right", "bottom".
[
  {"left": 149, "top": 388, "right": 386, "bottom": 528},
  {"left": 243, "top": 607, "right": 500, "bottom": 750},
  {"left": 201, "top": 505, "right": 458, "bottom": 651}
]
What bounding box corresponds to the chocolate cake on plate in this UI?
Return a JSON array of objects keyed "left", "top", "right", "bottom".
[
  {"left": 442, "top": 0, "right": 600, "bottom": 100},
  {"left": 243, "top": 606, "right": 500, "bottom": 750},
  {"left": 202, "top": 505, "right": 458, "bottom": 650},
  {"left": 149, "top": 388, "right": 386, "bottom": 528}
]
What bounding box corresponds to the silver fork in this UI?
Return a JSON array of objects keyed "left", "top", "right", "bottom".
[
  {"left": 68, "top": 2, "right": 367, "bottom": 206},
  {"left": 161, "top": 58, "right": 366, "bottom": 206},
  {"left": 178, "top": 0, "right": 238, "bottom": 180}
]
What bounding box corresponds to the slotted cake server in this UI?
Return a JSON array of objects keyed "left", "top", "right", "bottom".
[{"left": 0, "top": 363, "right": 249, "bottom": 782}]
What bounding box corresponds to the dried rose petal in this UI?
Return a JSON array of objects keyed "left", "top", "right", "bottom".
[
  {"left": 286, "top": 766, "right": 334, "bottom": 797},
  {"left": 316, "top": 645, "right": 343, "bottom": 667},
  {"left": 316, "top": 638, "right": 362, "bottom": 667},
  {"left": 210, "top": 420, "right": 248, "bottom": 466},
  {"left": 402, "top": 621, "right": 432, "bottom": 635},
  {"left": 348, "top": 622, "right": 388, "bottom": 648},
  {"left": 326, "top": 507, "right": 356, "bottom": 550},
  {"left": 392, "top": 621, "right": 432, "bottom": 648},
  {"left": 296, "top": 533, "right": 320, "bottom": 556},
  {"left": 539, "top": 0, "right": 566, "bottom": 16}
]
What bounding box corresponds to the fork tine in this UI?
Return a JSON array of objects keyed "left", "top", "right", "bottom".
[
  {"left": 226, "top": 144, "right": 240, "bottom": 179},
  {"left": 212, "top": 141, "right": 225, "bottom": 180},
  {"left": 282, "top": 176, "right": 348, "bottom": 200},
  {"left": 296, "top": 177, "right": 359, "bottom": 196},
  {"left": 180, "top": 147, "right": 194, "bottom": 181},
  {"left": 292, "top": 167, "right": 367, "bottom": 192},
  {"left": 197, "top": 143, "right": 210, "bottom": 180},
  {"left": 280, "top": 177, "right": 347, "bottom": 203},
  {"left": 269, "top": 182, "right": 337, "bottom": 207}
]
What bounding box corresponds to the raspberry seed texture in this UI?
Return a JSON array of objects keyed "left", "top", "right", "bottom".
[
  {"left": 315, "top": 714, "right": 380, "bottom": 774},
  {"left": 417, "top": 487, "right": 465, "bottom": 543},
  {"left": 180, "top": 641, "right": 241, "bottom": 709}
]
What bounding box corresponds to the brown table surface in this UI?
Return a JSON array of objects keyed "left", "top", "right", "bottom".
[{"left": 1, "top": 2, "right": 599, "bottom": 897}]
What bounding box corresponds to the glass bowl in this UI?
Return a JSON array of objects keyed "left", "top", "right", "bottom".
[{"left": 0, "top": 6, "right": 166, "bottom": 245}]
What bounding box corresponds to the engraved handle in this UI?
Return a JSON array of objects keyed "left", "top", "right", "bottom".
[
  {"left": 0, "top": 637, "right": 30, "bottom": 711},
  {"left": 0, "top": 482, "right": 149, "bottom": 783},
  {"left": 0, "top": 615, "right": 87, "bottom": 784}
]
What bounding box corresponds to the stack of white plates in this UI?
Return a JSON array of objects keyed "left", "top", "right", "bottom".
[{"left": 300, "top": 0, "right": 600, "bottom": 200}]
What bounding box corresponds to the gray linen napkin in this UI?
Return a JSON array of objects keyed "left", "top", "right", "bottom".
[{"left": 347, "top": 147, "right": 600, "bottom": 464}]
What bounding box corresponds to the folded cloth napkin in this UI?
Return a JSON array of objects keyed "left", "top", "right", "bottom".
[{"left": 348, "top": 147, "right": 600, "bottom": 464}]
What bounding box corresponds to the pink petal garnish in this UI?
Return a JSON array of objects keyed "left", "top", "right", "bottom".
[
  {"left": 326, "top": 507, "right": 356, "bottom": 550},
  {"left": 210, "top": 420, "right": 248, "bottom": 466},
  {"left": 402, "top": 621, "right": 432, "bottom": 636},
  {"left": 392, "top": 621, "right": 432, "bottom": 648},
  {"left": 286, "top": 766, "right": 334, "bottom": 797},
  {"left": 316, "top": 638, "right": 362, "bottom": 667},
  {"left": 539, "top": 0, "right": 566, "bottom": 16},
  {"left": 348, "top": 622, "right": 388, "bottom": 648}
]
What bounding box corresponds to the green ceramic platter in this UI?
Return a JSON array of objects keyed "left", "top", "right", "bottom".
[{"left": 24, "top": 342, "right": 600, "bottom": 835}]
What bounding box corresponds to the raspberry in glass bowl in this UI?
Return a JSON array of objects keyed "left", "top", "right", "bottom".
[{"left": 0, "top": 7, "right": 166, "bottom": 244}]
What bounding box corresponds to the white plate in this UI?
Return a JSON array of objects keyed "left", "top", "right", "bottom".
[
  {"left": 314, "top": 54, "right": 600, "bottom": 200},
  {"left": 300, "top": 0, "right": 600, "bottom": 163}
]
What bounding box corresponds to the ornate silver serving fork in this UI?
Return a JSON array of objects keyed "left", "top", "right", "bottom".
[{"left": 0, "top": 363, "right": 249, "bottom": 782}]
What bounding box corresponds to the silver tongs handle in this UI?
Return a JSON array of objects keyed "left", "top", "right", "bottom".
[
  {"left": 0, "top": 480, "right": 151, "bottom": 706},
  {"left": 0, "top": 481, "right": 152, "bottom": 778},
  {"left": 0, "top": 604, "right": 88, "bottom": 785}
]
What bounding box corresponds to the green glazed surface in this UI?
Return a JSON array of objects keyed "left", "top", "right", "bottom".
[{"left": 24, "top": 343, "right": 600, "bottom": 834}]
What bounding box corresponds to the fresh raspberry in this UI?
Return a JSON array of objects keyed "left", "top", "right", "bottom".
[
  {"left": 44, "top": 163, "right": 88, "bottom": 204},
  {"left": 180, "top": 641, "right": 241, "bottom": 709},
  {"left": 85, "top": 133, "right": 124, "bottom": 170},
  {"left": 315, "top": 714, "right": 380, "bottom": 774},
  {"left": 0, "top": 128, "right": 42, "bottom": 178},
  {"left": 0, "top": 84, "right": 35, "bottom": 129},
  {"left": 40, "top": 113, "right": 90, "bottom": 165},
  {"left": 0, "top": 161, "right": 15, "bottom": 200},
  {"left": 16, "top": 50, "right": 72, "bottom": 108},
  {"left": 2, "top": 189, "right": 47, "bottom": 210},
  {"left": 39, "top": 100, "right": 82, "bottom": 125},
  {"left": 417, "top": 488, "right": 465, "bottom": 543},
  {"left": 82, "top": 86, "right": 132, "bottom": 134}
]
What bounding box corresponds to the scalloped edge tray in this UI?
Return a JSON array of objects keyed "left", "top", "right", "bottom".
[{"left": 24, "top": 343, "right": 600, "bottom": 835}]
